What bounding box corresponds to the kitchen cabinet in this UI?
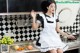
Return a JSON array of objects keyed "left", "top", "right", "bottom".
[
  {"left": 0, "top": 0, "right": 48, "bottom": 13},
  {"left": 7, "top": 41, "right": 80, "bottom": 53},
  {"left": 0, "top": 41, "right": 80, "bottom": 53},
  {"left": 64, "top": 49, "right": 79, "bottom": 53},
  {"left": 0, "top": 0, "right": 7, "bottom": 13}
]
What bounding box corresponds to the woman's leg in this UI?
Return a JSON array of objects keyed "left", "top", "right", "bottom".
[
  {"left": 57, "top": 48, "right": 63, "bottom": 53},
  {"left": 49, "top": 49, "right": 57, "bottom": 53}
]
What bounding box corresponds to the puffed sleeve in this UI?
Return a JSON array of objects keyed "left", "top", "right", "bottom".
[
  {"left": 36, "top": 14, "right": 44, "bottom": 28},
  {"left": 56, "top": 18, "right": 59, "bottom": 22},
  {"left": 55, "top": 14, "right": 59, "bottom": 22}
]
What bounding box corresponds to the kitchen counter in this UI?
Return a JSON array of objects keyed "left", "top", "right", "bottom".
[
  {"left": 8, "top": 41, "right": 80, "bottom": 53},
  {"left": 0, "top": 40, "right": 80, "bottom": 53}
]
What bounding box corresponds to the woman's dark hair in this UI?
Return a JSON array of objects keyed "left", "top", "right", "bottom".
[{"left": 41, "top": 0, "right": 57, "bottom": 13}]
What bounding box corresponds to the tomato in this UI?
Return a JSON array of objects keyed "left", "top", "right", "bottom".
[{"left": 27, "top": 45, "right": 33, "bottom": 50}]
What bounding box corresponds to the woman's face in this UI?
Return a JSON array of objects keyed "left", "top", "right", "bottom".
[{"left": 47, "top": 3, "right": 55, "bottom": 13}]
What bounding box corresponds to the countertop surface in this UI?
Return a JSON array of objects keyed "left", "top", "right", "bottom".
[
  {"left": 0, "top": 40, "right": 80, "bottom": 53},
  {"left": 9, "top": 41, "right": 80, "bottom": 53}
]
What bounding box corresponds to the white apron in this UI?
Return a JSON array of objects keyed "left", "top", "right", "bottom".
[{"left": 35, "top": 13, "right": 69, "bottom": 52}]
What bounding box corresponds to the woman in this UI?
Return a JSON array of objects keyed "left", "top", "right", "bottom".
[{"left": 31, "top": 0, "right": 76, "bottom": 53}]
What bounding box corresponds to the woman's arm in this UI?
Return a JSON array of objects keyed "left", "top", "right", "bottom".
[
  {"left": 56, "top": 22, "right": 68, "bottom": 36},
  {"left": 31, "top": 10, "right": 40, "bottom": 30},
  {"left": 56, "top": 22, "right": 76, "bottom": 39}
]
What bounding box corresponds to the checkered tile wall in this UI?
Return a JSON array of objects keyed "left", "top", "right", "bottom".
[
  {"left": 60, "top": 9, "right": 80, "bottom": 34},
  {"left": 0, "top": 11, "right": 80, "bottom": 42},
  {"left": 0, "top": 14, "right": 42, "bottom": 42}
]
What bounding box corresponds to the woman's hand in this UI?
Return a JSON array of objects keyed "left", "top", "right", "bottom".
[
  {"left": 67, "top": 35, "right": 76, "bottom": 40},
  {"left": 31, "top": 10, "right": 37, "bottom": 19},
  {"left": 31, "top": 10, "right": 39, "bottom": 30}
]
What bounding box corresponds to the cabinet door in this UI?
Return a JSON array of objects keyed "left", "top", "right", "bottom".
[
  {"left": 8, "top": 0, "right": 47, "bottom": 12},
  {"left": 64, "top": 49, "right": 79, "bottom": 53},
  {"left": 0, "top": 0, "right": 7, "bottom": 13}
]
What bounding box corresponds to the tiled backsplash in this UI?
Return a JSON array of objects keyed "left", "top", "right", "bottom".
[
  {"left": 0, "top": 12, "right": 80, "bottom": 42},
  {"left": 0, "top": 13, "right": 42, "bottom": 42}
]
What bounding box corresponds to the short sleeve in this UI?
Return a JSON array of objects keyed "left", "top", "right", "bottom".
[
  {"left": 36, "top": 14, "right": 44, "bottom": 28},
  {"left": 56, "top": 18, "right": 59, "bottom": 22},
  {"left": 55, "top": 14, "right": 59, "bottom": 22}
]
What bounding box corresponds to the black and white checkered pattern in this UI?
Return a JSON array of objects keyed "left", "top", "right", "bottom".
[
  {"left": 0, "top": 14, "right": 42, "bottom": 42},
  {"left": 0, "top": 10, "right": 80, "bottom": 42},
  {"left": 60, "top": 8, "right": 80, "bottom": 34}
]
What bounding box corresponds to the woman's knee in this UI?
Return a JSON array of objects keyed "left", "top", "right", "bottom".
[
  {"left": 49, "top": 49, "right": 57, "bottom": 53},
  {"left": 57, "top": 48, "right": 63, "bottom": 53}
]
